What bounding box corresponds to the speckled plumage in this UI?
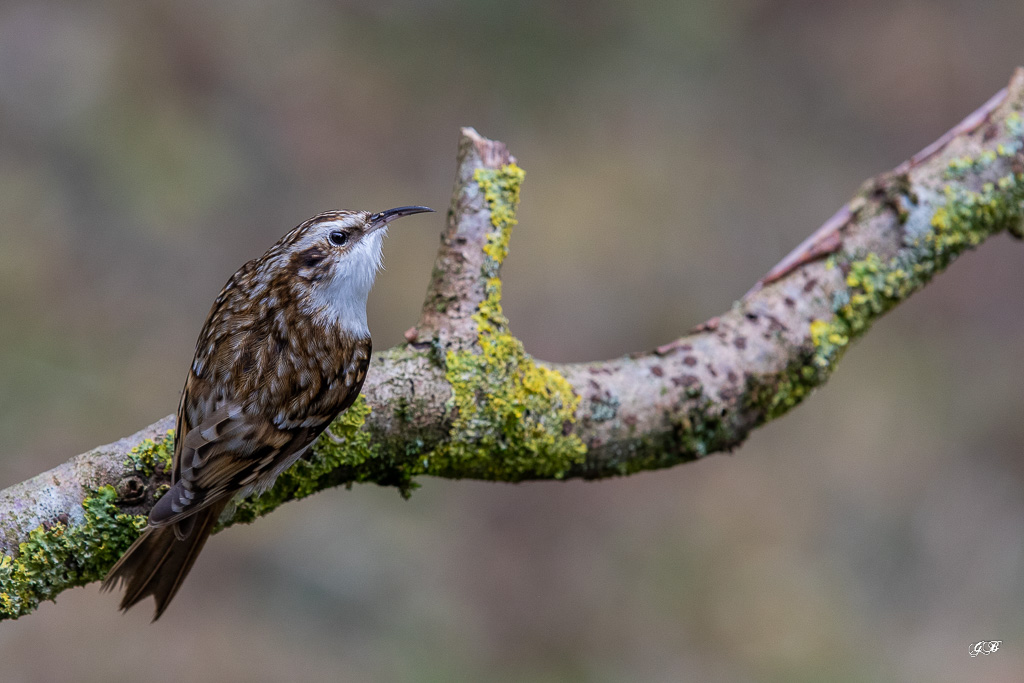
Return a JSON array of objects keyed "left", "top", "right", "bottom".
[{"left": 103, "top": 206, "right": 431, "bottom": 619}]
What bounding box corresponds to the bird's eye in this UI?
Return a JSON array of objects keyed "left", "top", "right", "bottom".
[{"left": 328, "top": 230, "right": 349, "bottom": 246}]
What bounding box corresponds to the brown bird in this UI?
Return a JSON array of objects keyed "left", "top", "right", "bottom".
[{"left": 103, "top": 205, "right": 433, "bottom": 619}]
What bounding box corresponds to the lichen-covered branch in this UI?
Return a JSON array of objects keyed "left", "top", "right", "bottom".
[
  {"left": 412, "top": 127, "right": 518, "bottom": 349},
  {"left": 3, "top": 69, "right": 1024, "bottom": 620}
]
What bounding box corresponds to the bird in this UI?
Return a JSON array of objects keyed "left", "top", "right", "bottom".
[{"left": 102, "top": 205, "right": 433, "bottom": 619}]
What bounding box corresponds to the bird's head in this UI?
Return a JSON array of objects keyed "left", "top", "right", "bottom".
[{"left": 265, "top": 205, "right": 433, "bottom": 336}]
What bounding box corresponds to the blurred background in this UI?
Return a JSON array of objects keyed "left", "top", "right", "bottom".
[{"left": 1, "top": 0, "right": 1023, "bottom": 681}]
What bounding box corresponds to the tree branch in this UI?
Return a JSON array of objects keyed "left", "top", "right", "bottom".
[{"left": 3, "top": 69, "right": 1023, "bottom": 620}]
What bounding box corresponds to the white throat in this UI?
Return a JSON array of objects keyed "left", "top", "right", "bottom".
[{"left": 310, "top": 228, "right": 386, "bottom": 338}]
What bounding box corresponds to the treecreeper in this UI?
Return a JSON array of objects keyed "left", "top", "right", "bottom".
[{"left": 102, "top": 205, "right": 433, "bottom": 619}]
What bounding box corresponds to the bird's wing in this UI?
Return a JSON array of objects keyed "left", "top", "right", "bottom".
[
  {"left": 154, "top": 336, "right": 372, "bottom": 530},
  {"left": 150, "top": 403, "right": 316, "bottom": 528}
]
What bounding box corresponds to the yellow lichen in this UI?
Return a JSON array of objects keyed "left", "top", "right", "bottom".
[
  {"left": 432, "top": 164, "right": 586, "bottom": 480},
  {"left": 475, "top": 163, "right": 525, "bottom": 267},
  {"left": 811, "top": 172, "right": 1024, "bottom": 376},
  {"left": 755, "top": 166, "right": 1024, "bottom": 423},
  {"left": 0, "top": 486, "right": 146, "bottom": 620}
]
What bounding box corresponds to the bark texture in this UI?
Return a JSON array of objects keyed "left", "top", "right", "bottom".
[{"left": 2, "top": 70, "right": 1024, "bottom": 620}]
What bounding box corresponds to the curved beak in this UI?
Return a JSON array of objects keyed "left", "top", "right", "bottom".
[{"left": 367, "top": 205, "right": 434, "bottom": 232}]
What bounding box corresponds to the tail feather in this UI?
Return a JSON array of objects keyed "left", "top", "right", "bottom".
[{"left": 102, "top": 501, "right": 226, "bottom": 620}]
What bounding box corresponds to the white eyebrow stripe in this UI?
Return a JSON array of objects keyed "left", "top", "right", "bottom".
[
  {"left": 316, "top": 216, "right": 362, "bottom": 231},
  {"left": 293, "top": 217, "right": 364, "bottom": 251}
]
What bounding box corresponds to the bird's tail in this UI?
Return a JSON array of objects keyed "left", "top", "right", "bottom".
[{"left": 102, "top": 501, "right": 226, "bottom": 620}]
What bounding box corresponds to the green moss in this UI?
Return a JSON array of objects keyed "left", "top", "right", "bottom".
[
  {"left": 436, "top": 280, "right": 586, "bottom": 479},
  {"left": 125, "top": 430, "right": 174, "bottom": 477},
  {"left": 675, "top": 399, "right": 736, "bottom": 459},
  {"left": 227, "top": 395, "right": 410, "bottom": 523},
  {"left": 427, "top": 164, "right": 586, "bottom": 480},
  {"left": 746, "top": 359, "right": 821, "bottom": 422},
  {"left": 597, "top": 395, "right": 744, "bottom": 477},
  {"left": 0, "top": 486, "right": 146, "bottom": 620},
  {"left": 601, "top": 434, "right": 684, "bottom": 477}
]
